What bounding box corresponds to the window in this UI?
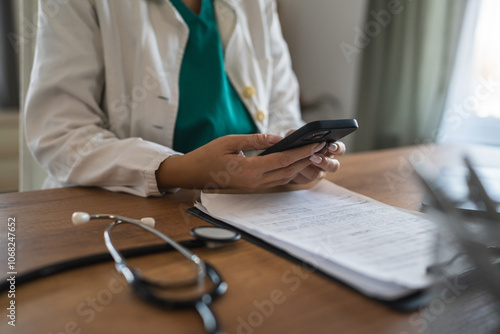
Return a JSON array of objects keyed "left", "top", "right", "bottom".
[{"left": 438, "top": 0, "right": 500, "bottom": 146}]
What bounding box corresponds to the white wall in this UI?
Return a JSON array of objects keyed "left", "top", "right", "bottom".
[{"left": 278, "top": 0, "right": 368, "bottom": 146}]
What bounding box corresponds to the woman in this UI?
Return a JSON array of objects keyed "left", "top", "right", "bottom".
[{"left": 25, "top": 0, "right": 345, "bottom": 197}]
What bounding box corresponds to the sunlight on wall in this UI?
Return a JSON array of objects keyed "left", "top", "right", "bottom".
[
  {"left": 470, "top": 0, "right": 500, "bottom": 118},
  {"left": 438, "top": 0, "right": 500, "bottom": 146}
]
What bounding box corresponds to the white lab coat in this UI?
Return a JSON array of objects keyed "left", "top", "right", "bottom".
[{"left": 25, "top": 0, "right": 303, "bottom": 197}]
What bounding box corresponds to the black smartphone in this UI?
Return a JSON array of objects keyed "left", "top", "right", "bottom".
[{"left": 259, "top": 119, "right": 358, "bottom": 156}]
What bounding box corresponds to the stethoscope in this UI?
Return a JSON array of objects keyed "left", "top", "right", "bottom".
[{"left": 0, "top": 212, "right": 241, "bottom": 334}]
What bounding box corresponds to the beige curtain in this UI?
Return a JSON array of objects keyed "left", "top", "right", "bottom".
[
  {"left": 19, "top": 0, "right": 47, "bottom": 191},
  {"left": 353, "top": 0, "right": 468, "bottom": 151}
]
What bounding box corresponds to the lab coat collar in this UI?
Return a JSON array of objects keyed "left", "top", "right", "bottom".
[{"left": 158, "top": 0, "right": 238, "bottom": 52}]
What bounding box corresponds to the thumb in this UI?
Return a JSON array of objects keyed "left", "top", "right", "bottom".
[{"left": 223, "top": 134, "right": 282, "bottom": 152}]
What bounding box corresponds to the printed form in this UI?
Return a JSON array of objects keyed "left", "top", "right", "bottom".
[{"left": 195, "top": 179, "right": 436, "bottom": 300}]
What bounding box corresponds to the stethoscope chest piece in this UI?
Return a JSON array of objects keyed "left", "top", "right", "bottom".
[{"left": 190, "top": 226, "right": 241, "bottom": 249}]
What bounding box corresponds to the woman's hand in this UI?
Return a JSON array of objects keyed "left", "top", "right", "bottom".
[
  {"left": 156, "top": 133, "right": 334, "bottom": 191},
  {"left": 291, "top": 141, "right": 346, "bottom": 184}
]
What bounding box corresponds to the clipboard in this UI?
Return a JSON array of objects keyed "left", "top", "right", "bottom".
[{"left": 188, "top": 207, "right": 431, "bottom": 312}]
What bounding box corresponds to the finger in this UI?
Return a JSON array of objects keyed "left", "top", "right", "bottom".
[
  {"left": 259, "top": 173, "right": 305, "bottom": 189},
  {"left": 261, "top": 166, "right": 325, "bottom": 188},
  {"left": 290, "top": 173, "right": 312, "bottom": 185},
  {"left": 294, "top": 165, "right": 325, "bottom": 183},
  {"left": 317, "top": 141, "right": 346, "bottom": 159},
  {"left": 259, "top": 141, "right": 327, "bottom": 171},
  {"left": 309, "top": 155, "right": 341, "bottom": 173},
  {"left": 259, "top": 157, "right": 312, "bottom": 185},
  {"left": 291, "top": 170, "right": 326, "bottom": 184},
  {"left": 220, "top": 134, "right": 283, "bottom": 152},
  {"left": 326, "top": 141, "right": 346, "bottom": 156}
]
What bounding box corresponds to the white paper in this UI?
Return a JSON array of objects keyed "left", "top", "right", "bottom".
[{"left": 196, "top": 180, "right": 436, "bottom": 300}]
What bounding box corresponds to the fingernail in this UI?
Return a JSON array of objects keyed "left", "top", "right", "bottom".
[
  {"left": 309, "top": 154, "right": 322, "bottom": 164},
  {"left": 314, "top": 142, "right": 326, "bottom": 152},
  {"left": 328, "top": 143, "right": 338, "bottom": 152}
]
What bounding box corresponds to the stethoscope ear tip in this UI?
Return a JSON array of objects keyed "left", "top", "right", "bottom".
[
  {"left": 72, "top": 212, "right": 90, "bottom": 225},
  {"left": 140, "top": 217, "right": 156, "bottom": 228}
]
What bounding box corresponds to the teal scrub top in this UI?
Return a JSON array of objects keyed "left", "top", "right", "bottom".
[{"left": 171, "top": 0, "right": 258, "bottom": 153}]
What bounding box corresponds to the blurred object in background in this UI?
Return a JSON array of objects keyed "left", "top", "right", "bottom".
[
  {"left": 300, "top": 93, "right": 342, "bottom": 123},
  {"left": 422, "top": 165, "right": 500, "bottom": 216},
  {"left": 415, "top": 157, "right": 500, "bottom": 334},
  {"left": 0, "top": 0, "right": 20, "bottom": 193},
  {"left": 0, "top": 0, "right": 19, "bottom": 109}
]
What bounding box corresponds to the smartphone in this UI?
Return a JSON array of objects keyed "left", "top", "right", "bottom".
[{"left": 259, "top": 119, "right": 358, "bottom": 156}]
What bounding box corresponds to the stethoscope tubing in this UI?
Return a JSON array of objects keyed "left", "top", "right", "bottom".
[{"left": 0, "top": 239, "right": 206, "bottom": 292}]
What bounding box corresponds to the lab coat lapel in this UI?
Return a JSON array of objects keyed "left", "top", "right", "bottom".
[
  {"left": 214, "top": 0, "right": 270, "bottom": 133},
  {"left": 213, "top": 0, "right": 237, "bottom": 52}
]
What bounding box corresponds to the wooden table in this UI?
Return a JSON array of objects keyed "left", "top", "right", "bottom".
[{"left": 1, "top": 144, "right": 499, "bottom": 334}]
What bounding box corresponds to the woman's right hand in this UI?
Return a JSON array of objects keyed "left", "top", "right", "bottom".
[{"left": 156, "top": 133, "right": 327, "bottom": 191}]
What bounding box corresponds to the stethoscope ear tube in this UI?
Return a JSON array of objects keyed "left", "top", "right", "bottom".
[
  {"left": 1, "top": 226, "right": 241, "bottom": 292},
  {"left": 0, "top": 239, "right": 206, "bottom": 292}
]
